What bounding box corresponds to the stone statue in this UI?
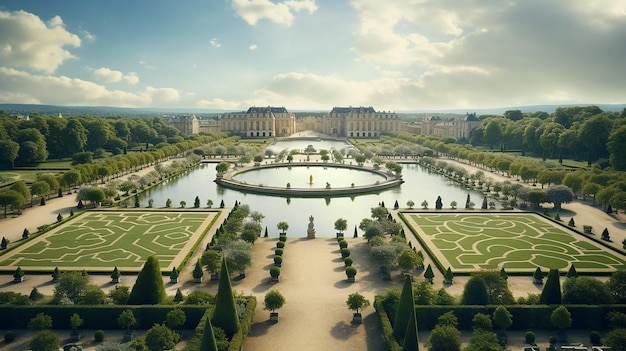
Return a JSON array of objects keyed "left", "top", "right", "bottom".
[{"left": 307, "top": 215, "right": 316, "bottom": 239}]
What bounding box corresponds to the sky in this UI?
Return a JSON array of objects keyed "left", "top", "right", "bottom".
[{"left": 0, "top": 0, "right": 625, "bottom": 111}]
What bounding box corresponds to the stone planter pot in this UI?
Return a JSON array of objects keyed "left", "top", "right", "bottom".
[
  {"left": 270, "top": 312, "right": 279, "bottom": 323},
  {"left": 347, "top": 276, "right": 355, "bottom": 282},
  {"left": 193, "top": 277, "right": 203, "bottom": 283},
  {"left": 352, "top": 312, "right": 362, "bottom": 324},
  {"left": 211, "top": 273, "right": 219, "bottom": 281},
  {"left": 170, "top": 277, "right": 179, "bottom": 283}
]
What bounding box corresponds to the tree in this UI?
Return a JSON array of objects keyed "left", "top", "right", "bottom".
[
  {"left": 29, "top": 330, "right": 60, "bottom": 351},
  {"left": 407, "top": 200, "right": 415, "bottom": 209},
  {"left": 109, "top": 285, "right": 130, "bottom": 305},
  {"left": 550, "top": 305, "right": 572, "bottom": 332},
  {"left": 424, "top": 264, "right": 435, "bottom": 283},
  {"left": 250, "top": 211, "right": 265, "bottom": 223},
  {"left": 563, "top": 276, "right": 613, "bottom": 304},
  {"left": 545, "top": 185, "right": 575, "bottom": 210},
  {"left": 70, "top": 313, "right": 83, "bottom": 333},
  {"left": 540, "top": 268, "right": 562, "bottom": 304},
  {"left": 608, "top": 125, "right": 626, "bottom": 170},
  {"left": 194, "top": 196, "right": 200, "bottom": 208},
  {"left": 277, "top": 221, "right": 289, "bottom": 234},
  {"left": 426, "top": 325, "right": 461, "bottom": 351},
  {"left": 393, "top": 275, "right": 415, "bottom": 341},
  {"left": 461, "top": 276, "right": 489, "bottom": 305},
  {"left": 53, "top": 271, "right": 89, "bottom": 303},
  {"left": 0, "top": 139, "right": 19, "bottom": 169},
  {"left": 334, "top": 218, "right": 348, "bottom": 234},
  {"left": 201, "top": 249, "right": 222, "bottom": 274},
  {"left": 241, "top": 221, "right": 262, "bottom": 243},
  {"left": 145, "top": 323, "right": 177, "bottom": 351},
  {"left": 346, "top": 292, "right": 370, "bottom": 314},
  {"left": 117, "top": 309, "right": 137, "bottom": 333},
  {"left": 607, "top": 269, "right": 626, "bottom": 303},
  {"left": 0, "top": 189, "right": 25, "bottom": 218},
  {"left": 127, "top": 256, "right": 166, "bottom": 305},
  {"left": 492, "top": 305, "right": 512, "bottom": 333},
  {"left": 30, "top": 181, "right": 50, "bottom": 204},
  {"left": 223, "top": 240, "right": 252, "bottom": 274},
  {"left": 472, "top": 313, "right": 492, "bottom": 332},
  {"left": 435, "top": 196, "right": 443, "bottom": 209},
  {"left": 212, "top": 257, "right": 240, "bottom": 338},
  {"left": 528, "top": 190, "right": 546, "bottom": 208},
  {"left": 397, "top": 249, "right": 421, "bottom": 272},
  {"left": 473, "top": 271, "right": 514, "bottom": 304},
  {"left": 604, "top": 328, "right": 626, "bottom": 351},
  {"left": 215, "top": 162, "right": 230, "bottom": 175},
  {"left": 28, "top": 313, "right": 53, "bottom": 330},
  {"left": 264, "top": 289, "right": 286, "bottom": 313}
]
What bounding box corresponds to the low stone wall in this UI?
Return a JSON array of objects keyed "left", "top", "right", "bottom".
[{"left": 215, "top": 162, "right": 404, "bottom": 197}]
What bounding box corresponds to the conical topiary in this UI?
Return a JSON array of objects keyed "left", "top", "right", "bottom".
[
  {"left": 393, "top": 275, "right": 414, "bottom": 341},
  {"left": 424, "top": 264, "right": 434, "bottom": 284},
  {"left": 539, "top": 269, "right": 561, "bottom": 304},
  {"left": 402, "top": 308, "right": 419, "bottom": 351},
  {"left": 127, "top": 255, "right": 166, "bottom": 304},
  {"left": 199, "top": 315, "right": 219, "bottom": 351},
  {"left": 211, "top": 257, "right": 240, "bottom": 338},
  {"left": 566, "top": 264, "right": 578, "bottom": 279},
  {"left": 500, "top": 267, "right": 508, "bottom": 281}
]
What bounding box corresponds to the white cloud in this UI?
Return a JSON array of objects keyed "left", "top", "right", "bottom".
[
  {"left": 93, "top": 67, "right": 140, "bottom": 84},
  {"left": 249, "top": 44, "right": 258, "bottom": 50},
  {"left": 232, "top": 0, "right": 317, "bottom": 26},
  {"left": 0, "top": 67, "right": 179, "bottom": 107},
  {"left": 209, "top": 38, "right": 221, "bottom": 48},
  {"left": 80, "top": 30, "right": 96, "bottom": 43},
  {"left": 196, "top": 98, "right": 245, "bottom": 109},
  {"left": 0, "top": 10, "right": 81, "bottom": 73}
]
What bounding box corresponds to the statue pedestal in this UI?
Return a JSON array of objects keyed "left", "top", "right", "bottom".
[{"left": 307, "top": 215, "right": 316, "bottom": 239}]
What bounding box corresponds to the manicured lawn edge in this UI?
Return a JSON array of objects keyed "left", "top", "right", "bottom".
[{"left": 176, "top": 210, "right": 222, "bottom": 273}]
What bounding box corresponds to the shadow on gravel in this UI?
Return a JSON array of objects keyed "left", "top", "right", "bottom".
[
  {"left": 329, "top": 320, "right": 359, "bottom": 340},
  {"left": 251, "top": 278, "right": 274, "bottom": 293},
  {"left": 247, "top": 319, "right": 274, "bottom": 338}
]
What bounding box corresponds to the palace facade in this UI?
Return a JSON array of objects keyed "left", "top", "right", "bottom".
[{"left": 165, "top": 106, "right": 481, "bottom": 140}]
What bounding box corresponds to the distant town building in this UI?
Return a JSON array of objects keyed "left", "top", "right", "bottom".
[
  {"left": 421, "top": 112, "right": 481, "bottom": 139},
  {"left": 326, "top": 106, "right": 401, "bottom": 138},
  {"left": 219, "top": 106, "right": 296, "bottom": 138},
  {"left": 167, "top": 115, "right": 199, "bottom": 135}
]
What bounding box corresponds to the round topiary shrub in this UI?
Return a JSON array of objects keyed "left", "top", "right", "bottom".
[
  {"left": 4, "top": 330, "right": 15, "bottom": 343},
  {"left": 274, "top": 255, "right": 283, "bottom": 266},
  {"left": 270, "top": 267, "right": 281, "bottom": 280},
  {"left": 279, "top": 235, "right": 287, "bottom": 242},
  {"left": 525, "top": 331, "right": 536, "bottom": 344},
  {"left": 340, "top": 248, "right": 350, "bottom": 258},
  {"left": 345, "top": 266, "right": 357, "bottom": 278},
  {"left": 590, "top": 331, "right": 601, "bottom": 345},
  {"left": 94, "top": 329, "right": 105, "bottom": 342},
  {"left": 344, "top": 256, "right": 353, "bottom": 266},
  {"left": 276, "top": 241, "right": 285, "bottom": 249},
  {"left": 339, "top": 240, "right": 348, "bottom": 249},
  {"left": 275, "top": 248, "right": 284, "bottom": 256}
]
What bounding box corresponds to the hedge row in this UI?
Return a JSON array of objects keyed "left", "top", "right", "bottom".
[
  {"left": 0, "top": 305, "right": 207, "bottom": 330},
  {"left": 185, "top": 296, "right": 257, "bottom": 351},
  {"left": 177, "top": 209, "right": 222, "bottom": 272},
  {"left": 374, "top": 296, "right": 402, "bottom": 351}
]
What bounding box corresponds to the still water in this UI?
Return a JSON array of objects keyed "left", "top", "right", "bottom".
[
  {"left": 233, "top": 166, "right": 386, "bottom": 188},
  {"left": 140, "top": 163, "right": 484, "bottom": 237},
  {"left": 265, "top": 139, "right": 356, "bottom": 155}
]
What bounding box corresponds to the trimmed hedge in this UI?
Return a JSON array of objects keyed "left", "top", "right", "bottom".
[
  {"left": 374, "top": 296, "right": 402, "bottom": 351},
  {"left": 0, "top": 305, "right": 207, "bottom": 330},
  {"left": 186, "top": 296, "right": 257, "bottom": 351}
]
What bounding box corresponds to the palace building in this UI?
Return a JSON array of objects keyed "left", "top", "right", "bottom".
[{"left": 218, "top": 106, "right": 296, "bottom": 138}]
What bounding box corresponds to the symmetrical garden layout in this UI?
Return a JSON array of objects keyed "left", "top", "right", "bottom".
[
  {"left": 403, "top": 212, "right": 626, "bottom": 274},
  {"left": 0, "top": 211, "right": 217, "bottom": 272}
]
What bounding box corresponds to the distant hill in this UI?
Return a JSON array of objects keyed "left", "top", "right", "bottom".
[{"left": 1, "top": 103, "right": 624, "bottom": 118}]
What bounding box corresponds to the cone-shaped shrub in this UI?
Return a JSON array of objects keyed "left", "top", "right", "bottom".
[
  {"left": 540, "top": 269, "right": 562, "bottom": 304},
  {"left": 127, "top": 256, "right": 165, "bottom": 305},
  {"left": 533, "top": 267, "right": 544, "bottom": 283},
  {"left": 200, "top": 315, "right": 219, "bottom": 351},
  {"left": 566, "top": 264, "right": 578, "bottom": 279},
  {"left": 444, "top": 267, "right": 453, "bottom": 283},
  {"left": 393, "top": 275, "right": 414, "bottom": 341},
  {"left": 402, "top": 308, "right": 419, "bottom": 351},
  {"left": 193, "top": 260, "right": 204, "bottom": 279},
  {"left": 424, "top": 264, "right": 434, "bottom": 283},
  {"left": 211, "top": 257, "right": 240, "bottom": 338},
  {"left": 500, "top": 267, "right": 508, "bottom": 281}
]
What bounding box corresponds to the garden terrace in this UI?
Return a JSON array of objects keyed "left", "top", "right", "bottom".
[
  {"left": 401, "top": 212, "right": 626, "bottom": 274},
  {"left": 0, "top": 209, "right": 220, "bottom": 273}
]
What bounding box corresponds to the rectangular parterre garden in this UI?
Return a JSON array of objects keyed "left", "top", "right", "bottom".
[
  {"left": 402, "top": 212, "right": 626, "bottom": 274},
  {"left": 0, "top": 210, "right": 219, "bottom": 272}
]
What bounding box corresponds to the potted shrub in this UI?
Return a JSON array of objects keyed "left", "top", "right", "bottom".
[
  {"left": 277, "top": 241, "right": 285, "bottom": 249},
  {"left": 201, "top": 249, "right": 221, "bottom": 281},
  {"left": 279, "top": 234, "right": 287, "bottom": 243},
  {"left": 443, "top": 267, "right": 453, "bottom": 285},
  {"left": 346, "top": 292, "right": 370, "bottom": 324},
  {"left": 533, "top": 267, "right": 544, "bottom": 284},
  {"left": 338, "top": 240, "right": 348, "bottom": 249},
  {"left": 118, "top": 309, "right": 136, "bottom": 342},
  {"left": 110, "top": 266, "right": 121, "bottom": 284},
  {"left": 51, "top": 267, "right": 60, "bottom": 282},
  {"left": 192, "top": 260, "right": 203, "bottom": 283},
  {"left": 340, "top": 248, "right": 350, "bottom": 258},
  {"left": 264, "top": 289, "right": 286, "bottom": 323},
  {"left": 424, "top": 264, "right": 434, "bottom": 284},
  {"left": 525, "top": 331, "right": 536, "bottom": 345},
  {"left": 274, "top": 248, "right": 284, "bottom": 256},
  {"left": 13, "top": 267, "right": 25, "bottom": 283},
  {"left": 583, "top": 225, "right": 592, "bottom": 234},
  {"left": 273, "top": 255, "right": 283, "bottom": 267},
  {"left": 270, "top": 267, "right": 281, "bottom": 282},
  {"left": 344, "top": 256, "right": 353, "bottom": 267},
  {"left": 170, "top": 267, "right": 179, "bottom": 283},
  {"left": 70, "top": 313, "right": 83, "bottom": 341},
  {"left": 345, "top": 266, "right": 357, "bottom": 282}
]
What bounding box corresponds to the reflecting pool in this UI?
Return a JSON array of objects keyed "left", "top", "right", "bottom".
[
  {"left": 265, "top": 138, "right": 356, "bottom": 155},
  {"left": 140, "top": 163, "right": 485, "bottom": 237}
]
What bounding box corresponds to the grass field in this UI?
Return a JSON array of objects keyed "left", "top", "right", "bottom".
[
  {"left": 0, "top": 210, "right": 218, "bottom": 272},
  {"left": 403, "top": 212, "right": 626, "bottom": 274}
]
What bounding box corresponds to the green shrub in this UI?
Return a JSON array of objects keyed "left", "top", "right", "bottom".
[
  {"left": 270, "top": 267, "right": 281, "bottom": 279},
  {"left": 4, "top": 330, "right": 15, "bottom": 343},
  {"left": 590, "top": 330, "right": 601, "bottom": 345},
  {"left": 345, "top": 266, "right": 357, "bottom": 278},
  {"left": 273, "top": 256, "right": 283, "bottom": 265},
  {"left": 339, "top": 240, "right": 348, "bottom": 249},
  {"left": 274, "top": 248, "right": 283, "bottom": 256},
  {"left": 344, "top": 257, "right": 353, "bottom": 266},
  {"left": 276, "top": 241, "right": 285, "bottom": 249},
  {"left": 525, "top": 331, "right": 536, "bottom": 344},
  {"left": 279, "top": 235, "right": 287, "bottom": 242},
  {"left": 340, "top": 248, "right": 350, "bottom": 258},
  {"left": 94, "top": 329, "right": 105, "bottom": 342}
]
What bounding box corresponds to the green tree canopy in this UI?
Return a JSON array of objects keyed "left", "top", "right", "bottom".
[{"left": 127, "top": 256, "right": 166, "bottom": 305}]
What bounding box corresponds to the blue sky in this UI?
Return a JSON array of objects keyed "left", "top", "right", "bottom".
[{"left": 0, "top": 0, "right": 625, "bottom": 111}]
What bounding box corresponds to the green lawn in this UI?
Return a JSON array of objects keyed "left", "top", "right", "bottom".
[
  {"left": 0, "top": 211, "right": 218, "bottom": 272},
  {"left": 404, "top": 212, "right": 626, "bottom": 274}
]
